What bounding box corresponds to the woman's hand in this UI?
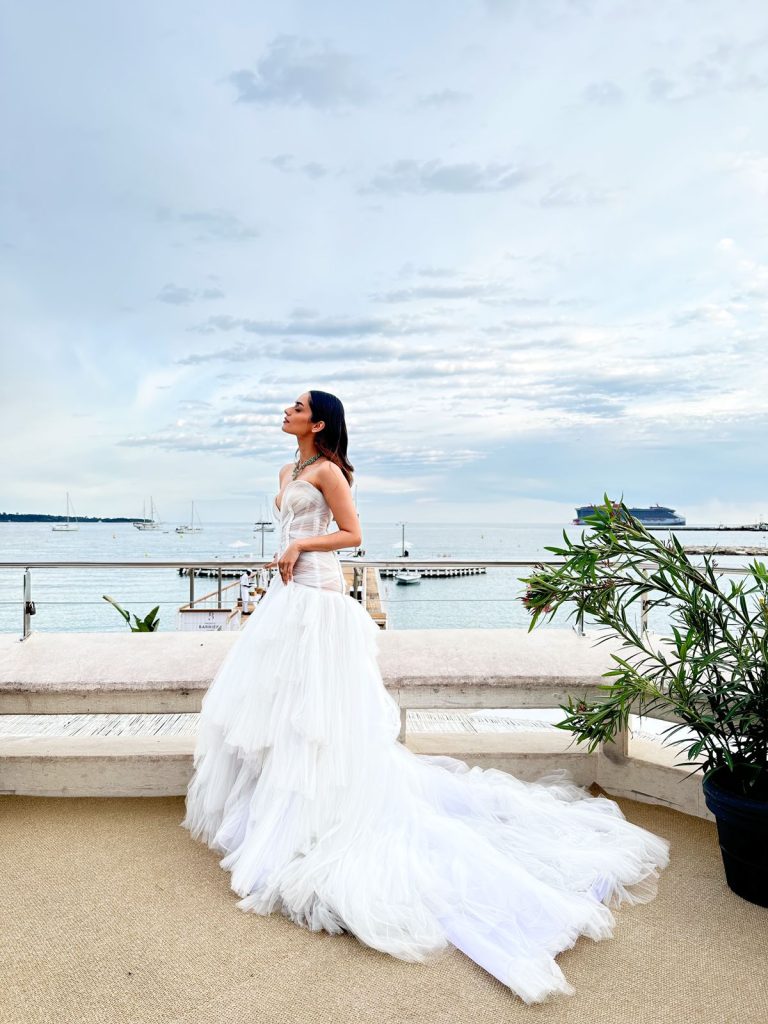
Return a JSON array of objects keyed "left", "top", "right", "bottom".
[{"left": 270, "top": 542, "right": 303, "bottom": 583}]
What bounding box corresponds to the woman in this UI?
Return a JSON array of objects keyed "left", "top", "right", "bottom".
[{"left": 181, "top": 389, "right": 670, "bottom": 1005}]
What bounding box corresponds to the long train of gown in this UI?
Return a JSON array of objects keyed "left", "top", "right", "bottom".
[{"left": 181, "top": 479, "right": 671, "bottom": 1004}]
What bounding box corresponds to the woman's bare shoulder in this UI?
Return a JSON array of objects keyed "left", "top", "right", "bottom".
[{"left": 317, "top": 460, "right": 351, "bottom": 488}]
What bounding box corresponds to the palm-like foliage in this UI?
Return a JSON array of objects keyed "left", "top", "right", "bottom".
[
  {"left": 520, "top": 494, "right": 768, "bottom": 798},
  {"left": 102, "top": 595, "right": 160, "bottom": 632}
]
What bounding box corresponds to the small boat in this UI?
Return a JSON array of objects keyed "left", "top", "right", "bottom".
[
  {"left": 52, "top": 491, "right": 79, "bottom": 531},
  {"left": 176, "top": 500, "right": 203, "bottom": 534},
  {"left": 133, "top": 496, "right": 163, "bottom": 531},
  {"left": 395, "top": 568, "right": 422, "bottom": 585}
]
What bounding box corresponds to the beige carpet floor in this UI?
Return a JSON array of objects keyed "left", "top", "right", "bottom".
[{"left": 1, "top": 791, "right": 766, "bottom": 1024}]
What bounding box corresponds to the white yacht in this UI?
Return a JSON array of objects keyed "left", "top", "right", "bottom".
[{"left": 395, "top": 568, "right": 422, "bottom": 585}]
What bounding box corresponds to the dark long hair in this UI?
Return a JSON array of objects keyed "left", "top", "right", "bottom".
[{"left": 303, "top": 390, "right": 354, "bottom": 486}]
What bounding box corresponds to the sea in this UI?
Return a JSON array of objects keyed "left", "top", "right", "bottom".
[{"left": 1, "top": 519, "right": 765, "bottom": 636}]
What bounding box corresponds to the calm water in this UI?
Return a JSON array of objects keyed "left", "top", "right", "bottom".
[{"left": 0, "top": 520, "right": 765, "bottom": 634}]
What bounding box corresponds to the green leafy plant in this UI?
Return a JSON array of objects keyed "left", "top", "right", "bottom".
[
  {"left": 519, "top": 493, "right": 768, "bottom": 798},
  {"left": 102, "top": 594, "right": 160, "bottom": 632}
]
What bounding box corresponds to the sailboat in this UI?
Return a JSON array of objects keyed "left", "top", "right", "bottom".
[
  {"left": 52, "top": 491, "right": 79, "bottom": 532},
  {"left": 253, "top": 496, "right": 276, "bottom": 535},
  {"left": 133, "top": 495, "right": 163, "bottom": 531},
  {"left": 176, "top": 500, "right": 204, "bottom": 534}
]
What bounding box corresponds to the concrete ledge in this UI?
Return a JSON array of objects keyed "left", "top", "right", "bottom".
[
  {"left": 0, "top": 729, "right": 711, "bottom": 820},
  {"left": 407, "top": 731, "right": 599, "bottom": 786},
  {"left": 0, "top": 633, "right": 234, "bottom": 713},
  {"left": 0, "top": 629, "right": 682, "bottom": 720},
  {"left": 0, "top": 734, "right": 194, "bottom": 798},
  {"left": 0, "top": 733, "right": 596, "bottom": 798}
]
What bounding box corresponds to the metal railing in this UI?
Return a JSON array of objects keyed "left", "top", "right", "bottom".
[{"left": 0, "top": 557, "right": 754, "bottom": 641}]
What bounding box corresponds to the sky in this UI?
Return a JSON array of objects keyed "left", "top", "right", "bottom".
[{"left": 2, "top": 0, "right": 768, "bottom": 525}]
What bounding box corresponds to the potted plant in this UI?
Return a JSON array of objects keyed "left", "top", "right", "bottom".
[
  {"left": 102, "top": 595, "right": 160, "bottom": 632},
  {"left": 519, "top": 495, "right": 768, "bottom": 907}
]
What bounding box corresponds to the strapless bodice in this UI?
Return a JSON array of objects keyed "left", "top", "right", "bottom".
[{"left": 273, "top": 480, "right": 344, "bottom": 593}]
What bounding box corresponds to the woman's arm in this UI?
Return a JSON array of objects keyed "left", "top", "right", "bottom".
[
  {"left": 296, "top": 462, "right": 361, "bottom": 552},
  {"left": 295, "top": 530, "right": 359, "bottom": 553}
]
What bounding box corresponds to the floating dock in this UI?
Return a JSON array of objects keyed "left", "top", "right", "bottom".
[
  {"left": 179, "top": 566, "right": 246, "bottom": 579},
  {"left": 681, "top": 545, "right": 768, "bottom": 556},
  {"left": 641, "top": 524, "right": 768, "bottom": 532},
  {"left": 379, "top": 565, "right": 486, "bottom": 579}
]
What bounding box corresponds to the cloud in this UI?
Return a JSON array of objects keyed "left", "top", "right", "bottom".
[
  {"left": 266, "top": 154, "right": 329, "bottom": 178},
  {"left": 670, "top": 304, "right": 737, "bottom": 329},
  {"left": 302, "top": 161, "right": 328, "bottom": 179},
  {"left": 177, "top": 399, "right": 213, "bottom": 409},
  {"left": 539, "top": 175, "right": 613, "bottom": 207},
  {"left": 582, "top": 80, "right": 624, "bottom": 105},
  {"left": 364, "top": 159, "right": 534, "bottom": 195},
  {"left": 483, "top": 0, "right": 597, "bottom": 20},
  {"left": 413, "top": 266, "right": 457, "bottom": 278},
  {"left": 646, "top": 39, "right": 768, "bottom": 104},
  {"left": 118, "top": 432, "right": 256, "bottom": 454},
  {"left": 728, "top": 152, "right": 768, "bottom": 199},
  {"left": 348, "top": 474, "right": 428, "bottom": 494},
  {"left": 372, "top": 281, "right": 550, "bottom": 305},
  {"left": 177, "top": 338, "right": 442, "bottom": 366},
  {"left": 395, "top": 263, "right": 458, "bottom": 279},
  {"left": 155, "top": 207, "right": 259, "bottom": 242},
  {"left": 415, "top": 89, "right": 471, "bottom": 108},
  {"left": 228, "top": 35, "right": 371, "bottom": 109},
  {"left": 235, "top": 392, "right": 295, "bottom": 411},
  {"left": 531, "top": 371, "right": 721, "bottom": 417},
  {"left": 213, "top": 412, "right": 277, "bottom": 428},
  {"left": 156, "top": 283, "right": 225, "bottom": 305},
  {"left": 482, "top": 316, "right": 574, "bottom": 335},
  {"left": 185, "top": 312, "right": 447, "bottom": 341},
  {"left": 361, "top": 443, "right": 487, "bottom": 468},
  {"left": 301, "top": 359, "right": 489, "bottom": 383}
]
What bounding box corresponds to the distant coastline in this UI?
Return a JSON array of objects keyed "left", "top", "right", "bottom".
[{"left": 0, "top": 513, "right": 138, "bottom": 523}]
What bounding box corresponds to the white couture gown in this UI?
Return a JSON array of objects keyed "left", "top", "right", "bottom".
[{"left": 181, "top": 479, "right": 671, "bottom": 1005}]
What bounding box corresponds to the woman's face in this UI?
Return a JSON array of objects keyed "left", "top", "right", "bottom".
[{"left": 282, "top": 392, "right": 321, "bottom": 437}]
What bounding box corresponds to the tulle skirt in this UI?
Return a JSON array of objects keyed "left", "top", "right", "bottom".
[{"left": 181, "top": 572, "right": 671, "bottom": 1004}]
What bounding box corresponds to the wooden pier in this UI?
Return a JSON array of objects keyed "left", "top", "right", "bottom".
[
  {"left": 179, "top": 566, "right": 387, "bottom": 630},
  {"left": 343, "top": 564, "right": 387, "bottom": 628}
]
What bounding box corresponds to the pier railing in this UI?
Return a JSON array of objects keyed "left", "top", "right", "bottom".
[{"left": 0, "top": 557, "right": 755, "bottom": 640}]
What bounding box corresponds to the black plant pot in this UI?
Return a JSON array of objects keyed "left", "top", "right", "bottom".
[{"left": 702, "top": 764, "right": 768, "bottom": 908}]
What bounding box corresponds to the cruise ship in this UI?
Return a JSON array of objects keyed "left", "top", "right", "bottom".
[{"left": 573, "top": 502, "right": 686, "bottom": 526}]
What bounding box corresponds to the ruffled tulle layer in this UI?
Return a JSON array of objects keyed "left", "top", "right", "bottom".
[{"left": 181, "top": 574, "right": 671, "bottom": 1005}]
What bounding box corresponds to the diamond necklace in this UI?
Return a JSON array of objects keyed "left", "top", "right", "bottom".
[{"left": 292, "top": 452, "right": 323, "bottom": 480}]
